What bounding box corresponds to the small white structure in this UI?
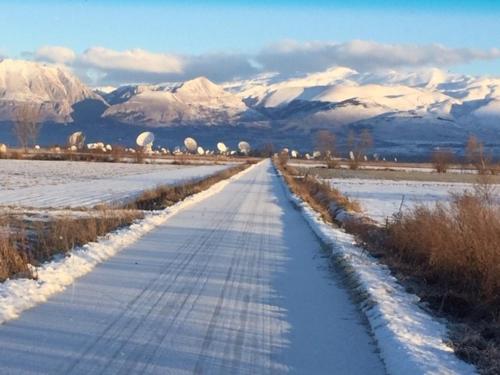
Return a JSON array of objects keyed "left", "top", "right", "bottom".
[
  {"left": 238, "top": 141, "right": 251, "bottom": 155},
  {"left": 0, "top": 144, "right": 7, "bottom": 154},
  {"left": 184, "top": 137, "right": 198, "bottom": 153},
  {"left": 136, "top": 132, "right": 155, "bottom": 153},
  {"left": 197, "top": 146, "right": 205, "bottom": 155},
  {"left": 68, "top": 131, "right": 85, "bottom": 150},
  {"left": 216, "top": 142, "right": 227, "bottom": 154}
]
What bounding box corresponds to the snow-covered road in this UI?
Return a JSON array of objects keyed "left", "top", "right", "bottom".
[{"left": 0, "top": 160, "right": 385, "bottom": 374}]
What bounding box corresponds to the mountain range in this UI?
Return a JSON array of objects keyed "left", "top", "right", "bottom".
[{"left": 0, "top": 58, "right": 499, "bottom": 156}]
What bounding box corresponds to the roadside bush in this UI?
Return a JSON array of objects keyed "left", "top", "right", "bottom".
[
  {"left": 275, "top": 157, "right": 360, "bottom": 222},
  {"left": 387, "top": 186, "right": 500, "bottom": 312},
  {"left": 432, "top": 149, "right": 455, "bottom": 173},
  {"left": 0, "top": 231, "right": 30, "bottom": 281}
]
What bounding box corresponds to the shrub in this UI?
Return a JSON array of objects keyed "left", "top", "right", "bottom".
[
  {"left": 432, "top": 149, "right": 455, "bottom": 173},
  {"left": 387, "top": 186, "right": 500, "bottom": 311}
]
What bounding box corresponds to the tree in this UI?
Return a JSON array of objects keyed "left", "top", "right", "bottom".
[
  {"left": 432, "top": 149, "right": 454, "bottom": 173},
  {"left": 13, "top": 105, "right": 41, "bottom": 151},
  {"left": 314, "top": 130, "right": 337, "bottom": 168},
  {"left": 347, "top": 129, "right": 373, "bottom": 169},
  {"left": 465, "top": 135, "right": 491, "bottom": 174}
]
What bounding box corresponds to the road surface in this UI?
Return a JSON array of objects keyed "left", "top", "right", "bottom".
[{"left": 0, "top": 160, "right": 385, "bottom": 374}]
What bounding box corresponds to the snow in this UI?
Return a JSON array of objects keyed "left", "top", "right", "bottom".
[
  {"left": 0, "top": 162, "right": 258, "bottom": 325},
  {"left": 0, "top": 58, "right": 103, "bottom": 122},
  {"left": 103, "top": 76, "right": 247, "bottom": 125},
  {"left": 326, "top": 178, "right": 478, "bottom": 223},
  {"left": 0, "top": 160, "right": 385, "bottom": 374},
  {"left": 0, "top": 159, "right": 231, "bottom": 208},
  {"left": 279, "top": 169, "right": 477, "bottom": 375}
]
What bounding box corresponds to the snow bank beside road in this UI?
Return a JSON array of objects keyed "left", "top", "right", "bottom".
[
  {"left": 0, "top": 162, "right": 258, "bottom": 324},
  {"left": 278, "top": 170, "right": 477, "bottom": 375}
]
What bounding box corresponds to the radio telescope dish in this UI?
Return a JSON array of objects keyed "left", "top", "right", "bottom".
[
  {"left": 197, "top": 146, "right": 205, "bottom": 155},
  {"left": 136, "top": 131, "right": 155, "bottom": 153},
  {"left": 136, "top": 131, "right": 155, "bottom": 147},
  {"left": 291, "top": 150, "right": 298, "bottom": 158},
  {"left": 184, "top": 137, "right": 198, "bottom": 153},
  {"left": 68, "top": 131, "right": 85, "bottom": 149},
  {"left": 238, "top": 141, "right": 251, "bottom": 155},
  {"left": 0, "top": 144, "right": 7, "bottom": 154},
  {"left": 217, "top": 142, "right": 227, "bottom": 153}
]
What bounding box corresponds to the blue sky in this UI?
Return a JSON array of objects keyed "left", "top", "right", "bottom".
[{"left": 1, "top": 1, "right": 499, "bottom": 84}]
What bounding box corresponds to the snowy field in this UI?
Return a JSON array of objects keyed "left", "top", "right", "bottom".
[
  {"left": 326, "top": 178, "right": 489, "bottom": 223},
  {"left": 0, "top": 159, "right": 231, "bottom": 208}
]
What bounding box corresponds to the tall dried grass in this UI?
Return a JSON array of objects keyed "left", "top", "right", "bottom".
[
  {"left": 387, "top": 185, "right": 500, "bottom": 313},
  {"left": 275, "top": 157, "right": 360, "bottom": 222}
]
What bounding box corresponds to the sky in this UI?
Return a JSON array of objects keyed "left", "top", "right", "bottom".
[{"left": 1, "top": 0, "right": 499, "bottom": 85}]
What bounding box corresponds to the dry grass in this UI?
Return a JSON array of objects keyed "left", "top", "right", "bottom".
[
  {"left": 0, "top": 231, "right": 31, "bottom": 281},
  {"left": 0, "top": 209, "right": 143, "bottom": 281},
  {"left": 275, "top": 158, "right": 360, "bottom": 223},
  {"left": 28, "top": 210, "right": 143, "bottom": 264},
  {"left": 387, "top": 186, "right": 500, "bottom": 315}
]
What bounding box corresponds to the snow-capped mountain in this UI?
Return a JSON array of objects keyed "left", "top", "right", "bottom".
[
  {"left": 225, "top": 67, "right": 500, "bottom": 132},
  {"left": 0, "top": 59, "right": 104, "bottom": 122},
  {"left": 102, "top": 77, "right": 258, "bottom": 126},
  {"left": 0, "top": 59, "right": 499, "bottom": 155}
]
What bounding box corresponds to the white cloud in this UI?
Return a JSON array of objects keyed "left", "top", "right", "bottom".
[
  {"left": 20, "top": 41, "right": 500, "bottom": 85},
  {"left": 34, "top": 46, "right": 76, "bottom": 64},
  {"left": 77, "top": 47, "right": 183, "bottom": 74},
  {"left": 257, "top": 40, "right": 500, "bottom": 74}
]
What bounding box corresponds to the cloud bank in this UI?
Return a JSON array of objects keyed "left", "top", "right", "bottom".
[{"left": 23, "top": 40, "right": 500, "bottom": 85}]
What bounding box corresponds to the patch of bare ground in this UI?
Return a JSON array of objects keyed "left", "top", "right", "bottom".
[
  {"left": 0, "top": 161, "right": 254, "bottom": 282},
  {"left": 276, "top": 157, "right": 500, "bottom": 374}
]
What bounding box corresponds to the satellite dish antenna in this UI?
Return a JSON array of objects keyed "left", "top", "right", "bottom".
[
  {"left": 238, "top": 141, "right": 251, "bottom": 155},
  {"left": 291, "top": 150, "right": 298, "bottom": 158},
  {"left": 217, "top": 142, "right": 227, "bottom": 153},
  {"left": 184, "top": 137, "right": 198, "bottom": 153},
  {"left": 136, "top": 131, "right": 155, "bottom": 152},
  {"left": 68, "top": 131, "right": 85, "bottom": 149},
  {"left": 0, "top": 144, "right": 7, "bottom": 153},
  {"left": 197, "top": 146, "right": 205, "bottom": 155}
]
